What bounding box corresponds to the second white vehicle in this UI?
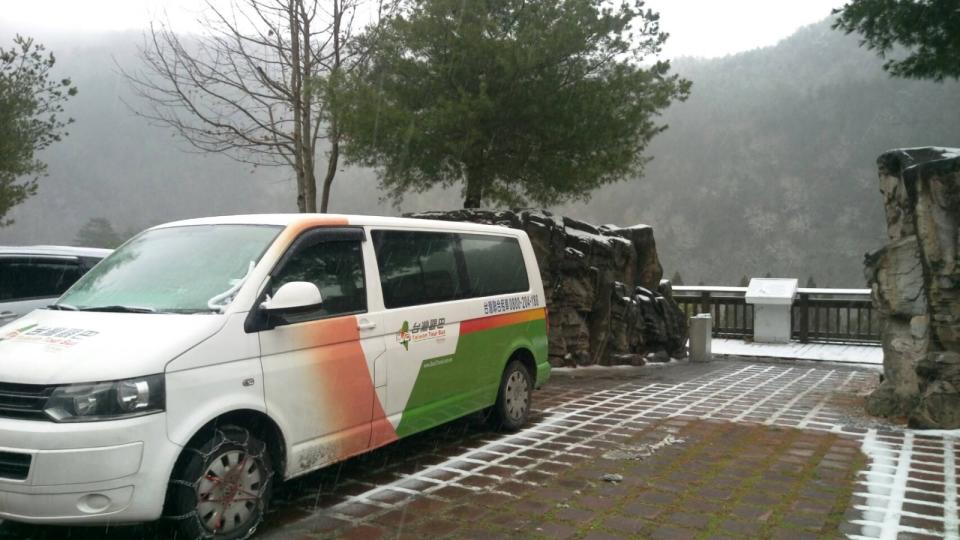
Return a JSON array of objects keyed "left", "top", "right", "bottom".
[{"left": 0, "top": 246, "right": 110, "bottom": 325}]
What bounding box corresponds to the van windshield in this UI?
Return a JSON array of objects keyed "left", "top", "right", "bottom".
[{"left": 56, "top": 224, "right": 282, "bottom": 313}]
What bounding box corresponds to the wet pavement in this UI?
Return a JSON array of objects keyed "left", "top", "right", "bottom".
[{"left": 2, "top": 358, "right": 958, "bottom": 539}]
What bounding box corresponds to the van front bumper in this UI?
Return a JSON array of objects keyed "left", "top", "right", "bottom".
[{"left": 0, "top": 412, "right": 181, "bottom": 524}]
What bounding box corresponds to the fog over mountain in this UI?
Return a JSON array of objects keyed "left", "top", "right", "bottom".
[
  {"left": 565, "top": 20, "right": 960, "bottom": 288},
  {"left": 1, "top": 19, "right": 958, "bottom": 287}
]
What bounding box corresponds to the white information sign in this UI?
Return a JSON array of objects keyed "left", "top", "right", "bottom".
[
  {"left": 745, "top": 278, "right": 798, "bottom": 343},
  {"left": 745, "top": 278, "right": 798, "bottom": 306}
]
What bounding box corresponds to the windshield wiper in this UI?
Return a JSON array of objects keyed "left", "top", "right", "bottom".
[
  {"left": 79, "top": 305, "right": 158, "bottom": 314},
  {"left": 46, "top": 303, "right": 79, "bottom": 311},
  {"left": 207, "top": 260, "right": 256, "bottom": 313}
]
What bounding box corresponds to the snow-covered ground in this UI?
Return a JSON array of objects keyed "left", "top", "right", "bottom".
[
  {"left": 853, "top": 430, "right": 959, "bottom": 540},
  {"left": 711, "top": 337, "right": 883, "bottom": 365}
]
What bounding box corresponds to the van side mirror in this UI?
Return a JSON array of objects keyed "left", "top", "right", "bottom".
[{"left": 261, "top": 281, "right": 323, "bottom": 313}]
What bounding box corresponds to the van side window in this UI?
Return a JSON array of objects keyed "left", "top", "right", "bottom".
[
  {"left": 270, "top": 240, "right": 366, "bottom": 322},
  {"left": 460, "top": 234, "right": 529, "bottom": 296},
  {"left": 372, "top": 231, "right": 464, "bottom": 309}
]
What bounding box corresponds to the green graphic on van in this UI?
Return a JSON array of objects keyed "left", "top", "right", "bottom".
[{"left": 398, "top": 321, "right": 411, "bottom": 350}]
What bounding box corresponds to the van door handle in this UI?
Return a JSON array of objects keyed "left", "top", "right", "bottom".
[
  {"left": 357, "top": 320, "right": 377, "bottom": 331},
  {"left": 0, "top": 311, "right": 16, "bottom": 322}
]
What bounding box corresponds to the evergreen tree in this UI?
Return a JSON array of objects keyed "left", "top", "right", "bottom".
[
  {"left": 670, "top": 271, "right": 684, "bottom": 285},
  {"left": 0, "top": 36, "right": 76, "bottom": 225},
  {"left": 833, "top": 0, "right": 960, "bottom": 81},
  {"left": 339, "top": 0, "right": 690, "bottom": 208},
  {"left": 805, "top": 276, "right": 818, "bottom": 288},
  {"left": 74, "top": 217, "right": 124, "bottom": 248},
  {"left": 739, "top": 275, "right": 749, "bottom": 287}
]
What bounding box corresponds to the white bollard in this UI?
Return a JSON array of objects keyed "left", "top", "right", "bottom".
[{"left": 690, "top": 313, "right": 712, "bottom": 362}]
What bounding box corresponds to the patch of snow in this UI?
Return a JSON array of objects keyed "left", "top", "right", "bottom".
[
  {"left": 565, "top": 226, "right": 613, "bottom": 245},
  {"left": 910, "top": 428, "right": 960, "bottom": 438},
  {"left": 899, "top": 145, "right": 960, "bottom": 158},
  {"left": 710, "top": 338, "right": 883, "bottom": 366},
  {"left": 797, "top": 287, "right": 872, "bottom": 296},
  {"left": 553, "top": 364, "right": 644, "bottom": 372},
  {"left": 945, "top": 441, "right": 959, "bottom": 540},
  {"left": 602, "top": 434, "right": 685, "bottom": 460},
  {"left": 855, "top": 430, "right": 959, "bottom": 540},
  {"left": 639, "top": 357, "right": 685, "bottom": 368},
  {"left": 927, "top": 146, "right": 960, "bottom": 161},
  {"left": 855, "top": 429, "right": 898, "bottom": 538},
  {"left": 673, "top": 285, "right": 748, "bottom": 293},
  {"left": 606, "top": 235, "right": 633, "bottom": 248},
  {"left": 602, "top": 473, "right": 624, "bottom": 483},
  {"left": 552, "top": 357, "right": 687, "bottom": 372}
]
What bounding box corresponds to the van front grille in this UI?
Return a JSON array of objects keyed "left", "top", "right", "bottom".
[
  {"left": 0, "top": 451, "right": 31, "bottom": 480},
  {"left": 0, "top": 382, "right": 54, "bottom": 421}
]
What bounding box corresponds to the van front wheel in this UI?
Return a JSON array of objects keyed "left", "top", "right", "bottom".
[
  {"left": 166, "top": 425, "right": 273, "bottom": 540},
  {"left": 490, "top": 360, "right": 533, "bottom": 431}
]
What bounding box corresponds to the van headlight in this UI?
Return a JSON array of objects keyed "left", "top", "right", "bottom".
[{"left": 44, "top": 374, "right": 165, "bottom": 422}]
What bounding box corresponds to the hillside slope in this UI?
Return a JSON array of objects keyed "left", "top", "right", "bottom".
[{"left": 562, "top": 20, "right": 960, "bottom": 286}]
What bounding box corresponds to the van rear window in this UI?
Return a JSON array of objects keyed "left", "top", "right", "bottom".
[
  {"left": 372, "top": 230, "right": 528, "bottom": 308},
  {"left": 460, "top": 234, "right": 529, "bottom": 297}
]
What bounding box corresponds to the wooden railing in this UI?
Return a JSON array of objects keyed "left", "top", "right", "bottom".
[
  {"left": 674, "top": 287, "right": 753, "bottom": 338},
  {"left": 673, "top": 286, "right": 880, "bottom": 344}
]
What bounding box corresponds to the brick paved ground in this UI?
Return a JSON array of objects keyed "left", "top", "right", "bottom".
[{"left": 2, "top": 359, "right": 958, "bottom": 539}]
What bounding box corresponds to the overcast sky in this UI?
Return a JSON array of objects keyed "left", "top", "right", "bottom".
[
  {"left": 1, "top": 0, "right": 847, "bottom": 59},
  {"left": 648, "top": 0, "right": 846, "bottom": 58}
]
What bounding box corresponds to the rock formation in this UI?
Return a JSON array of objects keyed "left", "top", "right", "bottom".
[
  {"left": 406, "top": 210, "right": 688, "bottom": 366},
  {"left": 865, "top": 147, "right": 960, "bottom": 429}
]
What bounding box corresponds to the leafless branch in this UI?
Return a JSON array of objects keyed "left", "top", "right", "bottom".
[{"left": 121, "top": 0, "right": 380, "bottom": 212}]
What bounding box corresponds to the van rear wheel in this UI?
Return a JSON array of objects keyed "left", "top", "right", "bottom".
[
  {"left": 490, "top": 360, "right": 533, "bottom": 431},
  {"left": 166, "top": 425, "right": 272, "bottom": 540}
]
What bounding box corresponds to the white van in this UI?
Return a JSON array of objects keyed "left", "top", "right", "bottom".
[{"left": 0, "top": 214, "right": 549, "bottom": 538}]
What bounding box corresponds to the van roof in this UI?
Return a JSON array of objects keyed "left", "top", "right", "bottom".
[
  {"left": 0, "top": 245, "right": 113, "bottom": 258},
  {"left": 153, "top": 214, "right": 524, "bottom": 235}
]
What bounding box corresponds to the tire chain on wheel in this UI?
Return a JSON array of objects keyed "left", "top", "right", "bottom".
[{"left": 165, "top": 427, "right": 272, "bottom": 540}]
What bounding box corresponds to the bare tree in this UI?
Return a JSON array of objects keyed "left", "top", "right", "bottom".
[{"left": 124, "top": 0, "right": 390, "bottom": 212}]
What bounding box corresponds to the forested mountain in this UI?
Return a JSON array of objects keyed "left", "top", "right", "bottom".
[
  {"left": 1, "top": 19, "right": 958, "bottom": 287},
  {"left": 563, "top": 20, "right": 960, "bottom": 287}
]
